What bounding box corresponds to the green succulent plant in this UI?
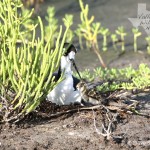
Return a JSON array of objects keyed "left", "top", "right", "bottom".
[
  {"left": 77, "top": 64, "right": 150, "bottom": 92},
  {"left": 92, "top": 22, "right": 101, "bottom": 50},
  {"left": 111, "top": 34, "right": 118, "bottom": 50},
  {"left": 132, "top": 28, "right": 142, "bottom": 52},
  {"left": 116, "top": 26, "right": 127, "bottom": 52},
  {"left": 99, "top": 27, "right": 110, "bottom": 51},
  {"left": 0, "top": 0, "right": 71, "bottom": 123}
]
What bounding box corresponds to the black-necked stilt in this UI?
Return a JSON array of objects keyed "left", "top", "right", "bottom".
[{"left": 47, "top": 43, "right": 82, "bottom": 105}]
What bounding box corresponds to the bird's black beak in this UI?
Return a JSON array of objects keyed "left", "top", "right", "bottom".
[{"left": 70, "top": 59, "right": 82, "bottom": 80}]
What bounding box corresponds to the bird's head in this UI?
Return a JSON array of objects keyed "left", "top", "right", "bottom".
[
  {"left": 63, "top": 43, "right": 77, "bottom": 62},
  {"left": 76, "top": 80, "right": 87, "bottom": 93}
]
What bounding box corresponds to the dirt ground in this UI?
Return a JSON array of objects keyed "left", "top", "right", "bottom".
[
  {"left": 0, "top": 0, "right": 150, "bottom": 150},
  {"left": 0, "top": 93, "right": 150, "bottom": 150}
]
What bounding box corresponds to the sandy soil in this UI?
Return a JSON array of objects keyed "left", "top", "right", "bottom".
[{"left": 0, "top": 0, "right": 150, "bottom": 150}]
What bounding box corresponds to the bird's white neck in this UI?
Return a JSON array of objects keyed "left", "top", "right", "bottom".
[{"left": 61, "top": 56, "right": 72, "bottom": 74}]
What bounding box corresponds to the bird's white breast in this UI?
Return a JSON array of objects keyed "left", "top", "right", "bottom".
[{"left": 47, "top": 72, "right": 81, "bottom": 105}]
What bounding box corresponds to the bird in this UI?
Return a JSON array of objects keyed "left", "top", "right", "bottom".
[
  {"left": 47, "top": 43, "right": 82, "bottom": 105},
  {"left": 76, "top": 80, "right": 107, "bottom": 106}
]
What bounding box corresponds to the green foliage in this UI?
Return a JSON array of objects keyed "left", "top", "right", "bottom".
[
  {"left": 0, "top": 0, "right": 71, "bottom": 121},
  {"left": 76, "top": 64, "right": 150, "bottom": 92}
]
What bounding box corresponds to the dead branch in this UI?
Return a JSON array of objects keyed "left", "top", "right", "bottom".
[{"left": 93, "top": 108, "right": 119, "bottom": 140}]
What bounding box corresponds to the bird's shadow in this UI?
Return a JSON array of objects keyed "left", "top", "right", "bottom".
[{"left": 134, "top": 92, "right": 150, "bottom": 110}]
